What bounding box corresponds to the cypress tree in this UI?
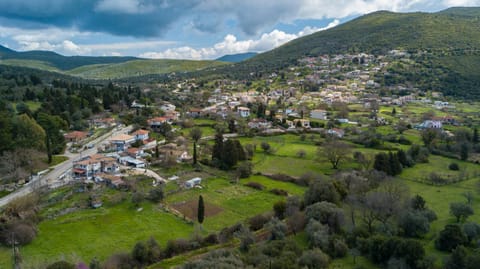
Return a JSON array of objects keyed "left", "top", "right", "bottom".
[
  {"left": 374, "top": 152, "right": 390, "bottom": 175},
  {"left": 198, "top": 195, "right": 205, "bottom": 224},
  {"left": 473, "top": 128, "right": 479, "bottom": 144},
  {"left": 397, "top": 149, "right": 408, "bottom": 167},
  {"left": 234, "top": 140, "right": 246, "bottom": 161},
  {"left": 212, "top": 132, "right": 224, "bottom": 166},
  {"left": 222, "top": 139, "right": 238, "bottom": 169}
]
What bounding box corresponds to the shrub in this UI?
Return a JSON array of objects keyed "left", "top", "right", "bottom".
[
  {"left": 249, "top": 213, "right": 272, "bottom": 231},
  {"left": 236, "top": 161, "right": 253, "bottom": 178},
  {"left": 330, "top": 238, "right": 348, "bottom": 258},
  {"left": 218, "top": 223, "right": 243, "bottom": 243},
  {"left": 296, "top": 149, "right": 307, "bottom": 158},
  {"left": 103, "top": 252, "right": 137, "bottom": 269},
  {"left": 260, "top": 141, "right": 271, "bottom": 153},
  {"left": 270, "top": 188, "right": 288, "bottom": 196},
  {"left": 202, "top": 233, "right": 219, "bottom": 246},
  {"left": 165, "top": 238, "right": 193, "bottom": 257},
  {"left": 245, "top": 182, "right": 265, "bottom": 190},
  {"left": 273, "top": 200, "right": 286, "bottom": 219},
  {"left": 435, "top": 224, "right": 467, "bottom": 252},
  {"left": 46, "top": 261, "right": 75, "bottom": 269},
  {"left": 449, "top": 163, "right": 460, "bottom": 171},
  {"left": 148, "top": 186, "right": 165, "bottom": 203},
  {"left": 298, "top": 248, "right": 330, "bottom": 269},
  {"left": 3, "top": 222, "right": 37, "bottom": 246}
]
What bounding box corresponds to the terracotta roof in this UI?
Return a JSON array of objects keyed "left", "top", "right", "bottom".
[
  {"left": 148, "top": 117, "right": 167, "bottom": 124},
  {"left": 110, "top": 134, "right": 134, "bottom": 141},
  {"left": 127, "top": 147, "right": 140, "bottom": 154},
  {"left": 64, "top": 131, "right": 88, "bottom": 139},
  {"left": 133, "top": 129, "right": 149, "bottom": 135}
]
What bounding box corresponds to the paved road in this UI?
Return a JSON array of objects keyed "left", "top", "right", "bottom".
[{"left": 0, "top": 125, "right": 133, "bottom": 208}]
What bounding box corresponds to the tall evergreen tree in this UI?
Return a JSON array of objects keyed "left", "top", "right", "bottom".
[
  {"left": 389, "top": 152, "right": 402, "bottom": 176},
  {"left": 212, "top": 132, "right": 224, "bottom": 166},
  {"left": 233, "top": 140, "right": 246, "bottom": 161},
  {"left": 374, "top": 152, "right": 390, "bottom": 175},
  {"left": 397, "top": 149, "right": 409, "bottom": 168},
  {"left": 198, "top": 195, "right": 205, "bottom": 224},
  {"left": 473, "top": 127, "right": 479, "bottom": 144},
  {"left": 189, "top": 128, "right": 202, "bottom": 165},
  {"left": 222, "top": 139, "right": 239, "bottom": 169}
]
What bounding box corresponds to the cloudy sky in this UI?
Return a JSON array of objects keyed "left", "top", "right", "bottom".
[{"left": 0, "top": 0, "right": 478, "bottom": 60}]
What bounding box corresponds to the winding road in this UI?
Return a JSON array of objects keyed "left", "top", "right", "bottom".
[{"left": 0, "top": 125, "right": 133, "bottom": 208}]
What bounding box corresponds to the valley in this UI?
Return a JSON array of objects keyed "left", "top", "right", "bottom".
[{"left": 0, "top": 6, "right": 480, "bottom": 269}]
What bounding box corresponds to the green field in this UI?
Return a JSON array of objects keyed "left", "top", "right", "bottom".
[
  {"left": 165, "top": 176, "right": 305, "bottom": 231},
  {"left": 0, "top": 174, "right": 306, "bottom": 267},
  {"left": 66, "top": 59, "right": 228, "bottom": 79}
]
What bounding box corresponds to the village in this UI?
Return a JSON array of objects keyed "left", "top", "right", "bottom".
[{"left": 57, "top": 50, "right": 467, "bottom": 197}]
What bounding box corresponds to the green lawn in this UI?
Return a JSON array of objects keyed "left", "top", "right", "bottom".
[
  {"left": 0, "top": 173, "right": 307, "bottom": 267},
  {"left": 165, "top": 176, "right": 306, "bottom": 231},
  {"left": 8, "top": 202, "right": 194, "bottom": 267}
]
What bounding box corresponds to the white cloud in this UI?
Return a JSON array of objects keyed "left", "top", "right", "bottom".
[
  {"left": 139, "top": 19, "right": 339, "bottom": 60},
  {"left": 442, "top": 0, "right": 480, "bottom": 6}
]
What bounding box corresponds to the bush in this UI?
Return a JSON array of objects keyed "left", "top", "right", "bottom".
[
  {"left": 103, "top": 252, "right": 137, "bottom": 269},
  {"left": 298, "top": 248, "right": 330, "bottom": 269},
  {"left": 270, "top": 188, "right": 288, "bottom": 196},
  {"left": 435, "top": 224, "right": 467, "bottom": 252},
  {"left": 249, "top": 213, "right": 272, "bottom": 231},
  {"left": 330, "top": 238, "right": 348, "bottom": 258},
  {"left": 3, "top": 222, "right": 37, "bottom": 246},
  {"left": 148, "top": 186, "right": 165, "bottom": 203},
  {"left": 449, "top": 163, "right": 460, "bottom": 171},
  {"left": 245, "top": 182, "right": 265, "bottom": 190},
  {"left": 218, "top": 223, "right": 243, "bottom": 243},
  {"left": 202, "top": 233, "right": 219, "bottom": 246},
  {"left": 296, "top": 149, "right": 307, "bottom": 158},
  {"left": 236, "top": 161, "right": 253, "bottom": 178},
  {"left": 165, "top": 238, "right": 193, "bottom": 257},
  {"left": 46, "top": 261, "right": 75, "bottom": 269},
  {"left": 261, "top": 141, "right": 271, "bottom": 153},
  {"left": 273, "top": 200, "right": 286, "bottom": 219}
]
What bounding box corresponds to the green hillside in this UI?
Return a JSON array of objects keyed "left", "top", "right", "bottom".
[
  {"left": 0, "top": 46, "right": 137, "bottom": 70},
  {"left": 0, "top": 45, "right": 228, "bottom": 80},
  {"left": 227, "top": 7, "right": 480, "bottom": 98},
  {"left": 247, "top": 8, "right": 480, "bottom": 66},
  {"left": 0, "top": 59, "right": 61, "bottom": 73},
  {"left": 66, "top": 59, "right": 228, "bottom": 79}
]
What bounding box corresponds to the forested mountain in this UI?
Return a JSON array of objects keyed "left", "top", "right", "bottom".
[
  {"left": 216, "top": 52, "right": 258, "bottom": 62},
  {"left": 0, "top": 45, "right": 137, "bottom": 70},
  {"left": 0, "top": 45, "right": 227, "bottom": 79},
  {"left": 216, "top": 7, "right": 480, "bottom": 98}
]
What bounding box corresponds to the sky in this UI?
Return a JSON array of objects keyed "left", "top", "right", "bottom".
[{"left": 0, "top": 0, "right": 479, "bottom": 60}]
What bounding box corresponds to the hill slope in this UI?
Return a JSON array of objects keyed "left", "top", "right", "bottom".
[
  {"left": 66, "top": 59, "right": 228, "bottom": 79},
  {"left": 0, "top": 45, "right": 228, "bottom": 79},
  {"left": 0, "top": 45, "right": 137, "bottom": 70},
  {"left": 216, "top": 52, "right": 258, "bottom": 62},
  {"left": 220, "top": 7, "right": 480, "bottom": 98}
]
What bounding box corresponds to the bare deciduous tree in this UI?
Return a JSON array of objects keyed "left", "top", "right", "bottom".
[{"left": 318, "top": 140, "right": 352, "bottom": 169}]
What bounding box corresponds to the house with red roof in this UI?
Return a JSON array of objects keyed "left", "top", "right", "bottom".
[{"left": 64, "top": 131, "right": 89, "bottom": 143}]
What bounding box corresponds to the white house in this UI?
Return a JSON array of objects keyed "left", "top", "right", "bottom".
[
  {"left": 185, "top": 177, "right": 202, "bottom": 188},
  {"left": 327, "top": 128, "right": 345, "bottom": 138},
  {"left": 237, "top": 107, "right": 251, "bottom": 118},
  {"left": 132, "top": 129, "right": 149, "bottom": 141},
  {"left": 417, "top": 120, "right": 442, "bottom": 129},
  {"left": 310, "top": 109, "right": 328, "bottom": 120},
  {"left": 160, "top": 103, "right": 176, "bottom": 112},
  {"left": 294, "top": 119, "right": 311, "bottom": 129},
  {"left": 110, "top": 134, "right": 136, "bottom": 152},
  {"left": 119, "top": 156, "right": 146, "bottom": 168}
]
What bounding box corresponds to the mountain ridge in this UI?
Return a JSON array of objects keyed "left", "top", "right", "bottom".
[{"left": 216, "top": 52, "right": 258, "bottom": 62}]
